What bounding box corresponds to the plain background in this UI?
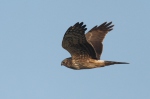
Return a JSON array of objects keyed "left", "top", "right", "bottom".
[{"left": 0, "top": 0, "right": 150, "bottom": 99}]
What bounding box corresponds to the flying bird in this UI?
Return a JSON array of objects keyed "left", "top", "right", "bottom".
[{"left": 61, "top": 22, "right": 129, "bottom": 70}]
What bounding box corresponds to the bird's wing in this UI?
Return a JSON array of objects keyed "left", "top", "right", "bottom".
[
  {"left": 85, "top": 22, "right": 114, "bottom": 59},
  {"left": 62, "top": 22, "right": 97, "bottom": 60}
]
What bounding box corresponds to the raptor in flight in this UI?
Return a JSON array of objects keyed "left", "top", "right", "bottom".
[{"left": 61, "top": 22, "right": 129, "bottom": 70}]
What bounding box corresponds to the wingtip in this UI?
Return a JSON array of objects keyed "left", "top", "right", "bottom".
[
  {"left": 108, "top": 21, "right": 112, "bottom": 24},
  {"left": 80, "top": 22, "right": 84, "bottom": 25},
  {"left": 101, "top": 22, "right": 107, "bottom": 26},
  {"left": 105, "top": 21, "right": 113, "bottom": 26},
  {"left": 74, "top": 22, "right": 85, "bottom": 27},
  {"left": 74, "top": 22, "right": 79, "bottom": 26},
  {"left": 82, "top": 25, "right": 86, "bottom": 28}
]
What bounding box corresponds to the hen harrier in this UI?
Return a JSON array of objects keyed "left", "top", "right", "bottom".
[{"left": 61, "top": 22, "right": 129, "bottom": 70}]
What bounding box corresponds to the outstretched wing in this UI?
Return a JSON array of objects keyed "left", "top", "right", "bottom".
[
  {"left": 62, "top": 22, "right": 97, "bottom": 60},
  {"left": 85, "top": 22, "right": 114, "bottom": 59}
]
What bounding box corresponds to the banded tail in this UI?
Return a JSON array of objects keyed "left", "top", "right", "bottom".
[{"left": 105, "top": 61, "right": 129, "bottom": 66}]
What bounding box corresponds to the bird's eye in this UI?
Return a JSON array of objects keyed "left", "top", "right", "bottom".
[
  {"left": 64, "top": 61, "right": 66, "bottom": 64},
  {"left": 62, "top": 61, "right": 66, "bottom": 64}
]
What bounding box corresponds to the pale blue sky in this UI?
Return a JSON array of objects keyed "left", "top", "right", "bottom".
[{"left": 0, "top": 0, "right": 150, "bottom": 99}]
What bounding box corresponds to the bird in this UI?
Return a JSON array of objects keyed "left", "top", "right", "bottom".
[{"left": 61, "top": 21, "right": 129, "bottom": 70}]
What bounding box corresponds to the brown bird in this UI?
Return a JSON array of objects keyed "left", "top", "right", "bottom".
[{"left": 61, "top": 22, "right": 129, "bottom": 70}]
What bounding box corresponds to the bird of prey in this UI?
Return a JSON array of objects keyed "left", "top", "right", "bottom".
[{"left": 61, "top": 22, "right": 129, "bottom": 70}]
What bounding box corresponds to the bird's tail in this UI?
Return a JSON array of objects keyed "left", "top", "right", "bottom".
[{"left": 104, "top": 61, "right": 129, "bottom": 66}]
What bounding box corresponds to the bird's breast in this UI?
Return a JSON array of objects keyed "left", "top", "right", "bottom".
[{"left": 71, "top": 59, "right": 105, "bottom": 69}]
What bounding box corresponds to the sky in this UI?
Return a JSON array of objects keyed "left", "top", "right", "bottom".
[{"left": 0, "top": 0, "right": 150, "bottom": 99}]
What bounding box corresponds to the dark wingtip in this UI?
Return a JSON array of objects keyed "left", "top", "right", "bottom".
[
  {"left": 96, "top": 21, "right": 114, "bottom": 31},
  {"left": 73, "top": 22, "right": 85, "bottom": 27},
  {"left": 79, "top": 22, "right": 84, "bottom": 25},
  {"left": 71, "top": 22, "right": 87, "bottom": 32},
  {"left": 101, "top": 22, "right": 107, "bottom": 26}
]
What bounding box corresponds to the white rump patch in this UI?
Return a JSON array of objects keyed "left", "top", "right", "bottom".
[
  {"left": 98, "top": 60, "right": 105, "bottom": 63},
  {"left": 94, "top": 60, "right": 105, "bottom": 66}
]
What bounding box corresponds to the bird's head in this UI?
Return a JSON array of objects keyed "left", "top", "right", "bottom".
[
  {"left": 61, "top": 57, "right": 72, "bottom": 67},
  {"left": 61, "top": 59, "right": 68, "bottom": 66}
]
